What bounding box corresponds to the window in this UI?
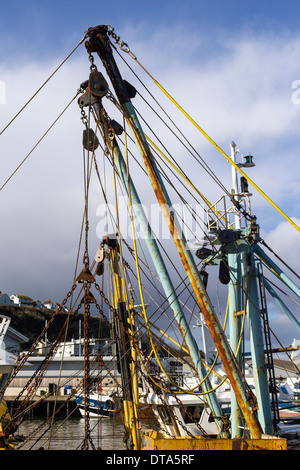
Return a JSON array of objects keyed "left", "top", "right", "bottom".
[{"left": 180, "top": 405, "right": 203, "bottom": 424}]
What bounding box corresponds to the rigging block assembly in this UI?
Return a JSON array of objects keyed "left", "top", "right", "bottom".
[
  {"left": 2, "top": 23, "right": 300, "bottom": 451},
  {"left": 80, "top": 25, "right": 291, "bottom": 450}
]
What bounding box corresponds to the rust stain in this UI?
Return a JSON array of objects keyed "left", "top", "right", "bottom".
[{"left": 125, "top": 114, "right": 262, "bottom": 438}]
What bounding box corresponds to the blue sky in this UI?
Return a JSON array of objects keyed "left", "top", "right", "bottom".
[
  {"left": 0, "top": 0, "right": 300, "bottom": 347},
  {"left": 1, "top": 0, "right": 300, "bottom": 60}
]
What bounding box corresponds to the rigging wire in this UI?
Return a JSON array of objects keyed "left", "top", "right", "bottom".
[
  {"left": 89, "top": 106, "right": 207, "bottom": 331},
  {"left": 263, "top": 275, "right": 300, "bottom": 307},
  {"left": 110, "top": 31, "right": 300, "bottom": 234},
  {"left": 114, "top": 163, "right": 283, "bottom": 394},
  {"left": 31, "top": 56, "right": 294, "bottom": 404},
  {"left": 106, "top": 76, "right": 299, "bottom": 378},
  {"left": 0, "top": 34, "right": 87, "bottom": 136},
  {"left": 89, "top": 117, "right": 246, "bottom": 386},
  {"left": 103, "top": 94, "right": 219, "bottom": 305},
  {"left": 134, "top": 62, "right": 300, "bottom": 233},
  {"left": 106, "top": 77, "right": 228, "bottom": 228},
  {"left": 105, "top": 88, "right": 230, "bottom": 249},
  {"left": 0, "top": 90, "right": 80, "bottom": 192},
  {"left": 116, "top": 115, "right": 236, "bottom": 395},
  {"left": 260, "top": 239, "right": 300, "bottom": 282},
  {"left": 122, "top": 116, "right": 190, "bottom": 391},
  {"left": 113, "top": 47, "right": 230, "bottom": 200},
  {"left": 89, "top": 108, "right": 180, "bottom": 327},
  {"left": 8, "top": 29, "right": 300, "bottom": 444}
]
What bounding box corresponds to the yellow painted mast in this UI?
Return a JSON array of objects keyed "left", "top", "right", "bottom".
[{"left": 106, "top": 237, "right": 141, "bottom": 450}]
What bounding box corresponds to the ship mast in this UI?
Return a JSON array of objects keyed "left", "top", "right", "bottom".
[
  {"left": 228, "top": 141, "right": 244, "bottom": 437},
  {"left": 80, "top": 35, "right": 227, "bottom": 434},
  {"left": 84, "top": 25, "right": 263, "bottom": 439}
]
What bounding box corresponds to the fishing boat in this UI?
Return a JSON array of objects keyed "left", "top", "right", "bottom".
[
  {"left": 0, "top": 316, "right": 19, "bottom": 450},
  {"left": 75, "top": 392, "right": 116, "bottom": 418},
  {"left": 1, "top": 24, "right": 300, "bottom": 451}
]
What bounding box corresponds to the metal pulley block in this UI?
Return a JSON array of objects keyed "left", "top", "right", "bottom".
[
  {"left": 123, "top": 79, "right": 136, "bottom": 99},
  {"left": 109, "top": 119, "right": 123, "bottom": 136},
  {"left": 106, "top": 126, "right": 115, "bottom": 141},
  {"left": 105, "top": 119, "right": 123, "bottom": 141},
  {"left": 217, "top": 230, "right": 240, "bottom": 243},
  {"left": 195, "top": 246, "right": 213, "bottom": 260},
  {"left": 95, "top": 246, "right": 104, "bottom": 276},
  {"left": 95, "top": 246, "right": 104, "bottom": 263},
  {"left": 83, "top": 128, "right": 99, "bottom": 151},
  {"left": 76, "top": 267, "right": 95, "bottom": 284},
  {"left": 88, "top": 70, "right": 109, "bottom": 98},
  {"left": 95, "top": 262, "right": 104, "bottom": 276},
  {"left": 78, "top": 89, "right": 98, "bottom": 108},
  {"left": 219, "top": 259, "right": 230, "bottom": 285}
]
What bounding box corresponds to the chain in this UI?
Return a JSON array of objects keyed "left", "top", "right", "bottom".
[
  {"left": 139, "top": 365, "right": 205, "bottom": 439},
  {"left": 15, "top": 380, "right": 84, "bottom": 449},
  {"left": 5, "top": 251, "right": 214, "bottom": 444},
  {"left": 88, "top": 52, "right": 97, "bottom": 71},
  {"left": 94, "top": 282, "right": 115, "bottom": 314},
  {"left": 0, "top": 283, "right": 78, "bottom": 404},
  {"left": 106, "top": 25, "right": 137, "bottom": 60},
  {"left": 80, "top": 106, "right": 89, "bottom": 129},
  {"left": 83, "top": 282, "right": 92, "bottom": 450},
  {"left": 93, "top": 253, "right": 210, "bottom": 437},
  {"left": 4, "top": 293, "right": 85, "bottom": 434}
]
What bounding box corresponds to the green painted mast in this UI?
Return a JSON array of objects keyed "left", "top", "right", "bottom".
[{"left": 84, "top": 25, "right": 264, "bottom": 439}]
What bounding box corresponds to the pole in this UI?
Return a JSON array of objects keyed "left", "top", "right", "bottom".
[
  {"left": 228, "top": 141, "right": 243, "bottom": 436},
  {"left": 253, "top": 244, "right": 300, "bottom": 299},
  {"left": 243, "top": 250, "right": 273, "bottom": 434},
  {"left": 91, "top": 99, "right": 226, "bottom": 434},
  {"left": 263, "top": 277, "right": 300, "bottom": 333},
  {"left": 230, "top": 141, "right": 241, "bottom": 229},
  {"left": 109, "top": 239, "right": 141, "bottom": 450},
  {"left": 229, "top": 142, "right": 273, "bottom": 433},
  {"left": 228, "top": 252, "right": 243, "bottom": 436},
  {"left": 85, "top": 27, "right": 263, "bottom": 438}
]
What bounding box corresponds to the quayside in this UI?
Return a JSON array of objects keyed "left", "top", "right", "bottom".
[{"left": 1, "top": 24, "right": 300, "bottom": 451}]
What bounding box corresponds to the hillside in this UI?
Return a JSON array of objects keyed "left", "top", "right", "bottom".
[{"left": 0, "top": 305, "right": 110, "bottom": 348}]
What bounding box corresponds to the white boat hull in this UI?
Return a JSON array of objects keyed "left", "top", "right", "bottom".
[{"left": 75, "top": 393, "right": 116, "bottom": 418}]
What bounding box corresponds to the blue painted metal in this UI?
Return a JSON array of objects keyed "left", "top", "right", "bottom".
[
  {"left": 91, "top": 101, "right": 226, "bottom": 434},
  {"left": 253, "top": 244, "right": 300, "bottom": 299},
  {"left": 244, "top": 250, "right": 273, "bottom": 435},
  {"left": 228, "top": 252, "right": 243, "bottom": 437},
  {"left": 87, "top": 28, "right": 264, "bottom": 438},
  {"left": 263, "top": 277, "right": 300, "bottom": 333},
  {"left": 122, "top": 101, "right": 262, "bottom": 439}
]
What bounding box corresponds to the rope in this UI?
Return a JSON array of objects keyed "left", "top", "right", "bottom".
[
  {"left": 0, "top": 91, "right": 80, "bottom": 192},
  {"left": 114, "top": 48, "right": 230, "bottom": 198},
  {"left": 0, "top": 35, "right": 87, "bottom": 136},
  {"left": 116, "top": 39, "right": 300, "bottom": 233},
  {"left": 260, "top": 239, "right": 300, "bottom": 281},
  {"left": 145, "top": 133, "right": 211, "bottom": 207},
  {"left": 123, "top": 116, "right": 184, "bottom": 390},
  {"left": 120, "top": 115, "right": 234, "bottom": 395}
]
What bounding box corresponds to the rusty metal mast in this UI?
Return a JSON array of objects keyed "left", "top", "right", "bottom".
[{"left": 84, "top": 25, "right": 263, "bottom": 439}]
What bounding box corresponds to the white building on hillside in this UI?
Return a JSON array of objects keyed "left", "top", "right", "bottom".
[{"left": 10, "top": 295, "right": 34, "bottom": 306}]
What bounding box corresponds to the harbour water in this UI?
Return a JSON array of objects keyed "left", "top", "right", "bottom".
[
  {"left": 10, "top": 413, "right": 300, "bottom": 451},
  {"left": 15, "top": 416, "right": 125, "bottom": 450}
]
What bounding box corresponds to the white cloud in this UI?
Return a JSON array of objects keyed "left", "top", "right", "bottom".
[
  {"left": 138, "top": 29, "right": 300, "bottom": 229},
  {"left": 262, "top": 217, "right": 300, "bottom": 273},
  {"left": 0, "top": 25, "right": 300, "bottom": 343}
]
